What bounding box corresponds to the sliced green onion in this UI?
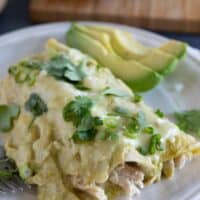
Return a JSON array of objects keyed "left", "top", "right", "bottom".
[
  {"left": 148, "top": 134, "right": 163, "bottom": 155},
  {"left": 123, "top": 129, "right": 137, "bottom": 139},
  {"left": 15, "top": 71, "right": 28, "bottom": 83},
  {"left": 143, "top": 126, "right": 154, "bottom": 134},
  {"left": 103, "top": 116, "right": 119, "bottom": 129}
]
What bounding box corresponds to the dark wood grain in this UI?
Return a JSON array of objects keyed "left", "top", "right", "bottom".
[{"left": 30, "top": 0, "right": 200, "bottom": 33}]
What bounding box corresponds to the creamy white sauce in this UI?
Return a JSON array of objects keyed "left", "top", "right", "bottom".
[
  {"left": 123, "top": 133, "right": 151, "bottom": 148},
  {"left": 1, "top": 39, "right": 199, "bottom": 200}
]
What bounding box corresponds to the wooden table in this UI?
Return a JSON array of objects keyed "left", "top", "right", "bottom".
[{"left": 30, "top": 0, "right": 200, "bottom": 33}]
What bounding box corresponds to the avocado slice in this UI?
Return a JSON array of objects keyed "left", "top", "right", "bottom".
[
  {"left": 66, "top": 27, "right": 162, "bottom": 92},
  {"left": 79, "top": 25, "right": 178, "bottom": 76},
  {"left": 159, "top": 40, "right": 187, "bottom": 59},
  {"left": 86, "top": 25, "right": 148, "bottom": 59},
  {"left": 86, "top": 25, "right": 187, "bottom": 59}
]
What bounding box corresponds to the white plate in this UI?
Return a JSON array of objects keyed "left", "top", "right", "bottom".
[{"left": 0, "top": 22, "right": 200, "bottom": 200}]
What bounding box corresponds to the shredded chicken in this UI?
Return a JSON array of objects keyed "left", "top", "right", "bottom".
[
  {"left": 109, "top": 164, "right": 144, "bottom": 196},
  {"left": 70, "top": 176, "right": 107, "bottom": 200}
]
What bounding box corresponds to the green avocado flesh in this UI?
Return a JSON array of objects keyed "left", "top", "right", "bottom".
[
  {"left": 66, "top": 24, "right": 187, "bottom": 92},
  {"left": 159, "top": 40, "right": 187, "bottom": 59},
  {"left": 66, "top": 26, "right": 162, "bottom": 92},
  {"left": 84, "top": 25, "right": 186, "bottom": 76},
  {"left": 86, "top": 25, "right": 187, "bottom": 59}
]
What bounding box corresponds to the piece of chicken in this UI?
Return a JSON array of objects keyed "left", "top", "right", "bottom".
[{"left": 109, "top": 164, "right": 144, "bottom": 196}]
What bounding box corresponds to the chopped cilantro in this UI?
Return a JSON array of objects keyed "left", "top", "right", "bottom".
[
  {"left": 63, "top": 96, "right": 93, "bottom": 127},
  {"left": 72, "top": 129, "right": 97, "bottom": 143},
  {"left": 93, "top": 117, "right": 103, "bottom": 126},
  {"left": 9, "top": 54, "right": 88, "bottom": 86},
  {"left": 174, "top": 110, "right": 200, "bottom": 137},
  {"left": 137, "top": 146, "right": 148, "bottom": 156},
  {"left": 25, "top": 93, "right": 48, "bottom": 128},
  {"left": 77, "top": 113, "right": 102, "bottom": 132},
  {"left": 155, "top": 109, "right": 164, "bottom": 118},
  {"left": 133, "top": 93, "right": 142, "bottom": 103},
  {"left": 0, "top": 104, "right": 20, "bottom": 132},
  {"left": 63, "top": 96, "right": 102, "bottom": 143},
  {"left": 44, "top": 54, "right": 86, "bottom": 82},
  {"left": 102, "top": 87, "right": 130, "bottom": 97}
]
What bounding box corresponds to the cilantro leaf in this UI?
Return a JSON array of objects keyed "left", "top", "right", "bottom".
[
  {"left": 64, "top": 60, "right": 86, "bottom": 82},
  {"left": 137, "top": 146, "right": 148, "bottom": 156},
  {"left": 25, "top": 93, "right": 48, "bottom": 128},
  {"left": 63, "top": 96, "right": 102, "bottom": 143},
  {"left": 44, "top": 55, "right": 86, "bottom": 82},
  {"left": 72, "top": 129, "right": 97, "bottom": 143},
  {"left": 77, "top": 113, "right": 95, "bottom": 131},
  {"left": 102, "top": 87, "right": 130, "bottom": 97},
  {"left": 174, "top": 110, "right": 200, "bottom": 136},
  {"left": 63, "top": 96, "right": 93, "bottom": 126},
  {"left": 155, "top": 109, "right": 164, "bottom": 118},
  {"left": 9, "top": 55, "right": 87, "bottom": 86},
  {"left": 0, "top": 104, "right": 20, "bottom": 132}
]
